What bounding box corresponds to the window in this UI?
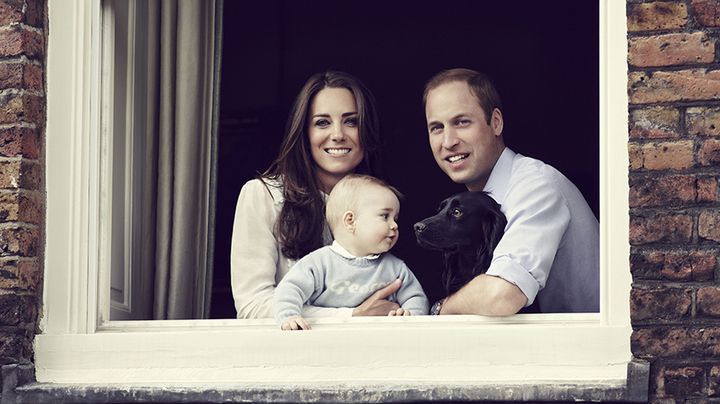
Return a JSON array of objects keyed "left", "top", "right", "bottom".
[{"left": 38, "top": 0, "right": 635, "bottom": 398}]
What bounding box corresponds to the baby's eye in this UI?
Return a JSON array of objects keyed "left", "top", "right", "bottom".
[
  {"left": 380, "top": 213, "right": 389, "bottom": 220},
  {"left": 450, "top": 208, "right": 462, "bottom": 218}
]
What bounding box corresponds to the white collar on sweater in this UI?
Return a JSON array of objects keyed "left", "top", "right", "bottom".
[{"left": 330, "top": 240, "right": 380, "bottom": 260}]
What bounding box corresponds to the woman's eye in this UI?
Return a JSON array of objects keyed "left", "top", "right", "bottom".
[
  {"left": 450, "top": 208, "right": 462, "bottom": 218},
  {"left": 314, "top": 119, "right": 330, "bottom": 128},
  {"left": 345, "top": 117, "right": 358, "bottom": 127}
]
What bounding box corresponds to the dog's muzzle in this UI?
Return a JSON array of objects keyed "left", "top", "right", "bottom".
[{"left": 414, "top": 220, "right": 446, "bottom": 251}]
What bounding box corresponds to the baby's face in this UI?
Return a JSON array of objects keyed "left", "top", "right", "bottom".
[{"left": 351, "top": 186, "right": 400, "bottom": 256}]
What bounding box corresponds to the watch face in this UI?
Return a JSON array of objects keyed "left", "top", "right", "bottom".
[{"left": 431, "top": 300, "right": 442, "bottom": 315}]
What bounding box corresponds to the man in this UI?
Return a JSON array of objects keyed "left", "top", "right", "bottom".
[{"left": 423, "top": 68, "right": 599, "bottom": 315}]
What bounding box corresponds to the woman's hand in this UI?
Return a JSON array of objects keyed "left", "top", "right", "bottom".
[{"left": 352, "top": 279, "right": 402, "bottom": 316}]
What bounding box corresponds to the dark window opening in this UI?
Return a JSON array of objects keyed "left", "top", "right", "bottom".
[{"left": 211, "top": 0, "right": 600, "bottom": 318}]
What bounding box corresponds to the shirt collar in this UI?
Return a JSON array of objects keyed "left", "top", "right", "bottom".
[
  {"left": 483, "top": 147, "right": 516, "bottom": 205},
  {"left": 330, "top": 240, "right": 380, "bottom": 260}
]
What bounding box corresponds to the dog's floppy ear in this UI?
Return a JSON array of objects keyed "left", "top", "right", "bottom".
[{"left": 473, "top": 207, "right": 507, "bottom": 275}]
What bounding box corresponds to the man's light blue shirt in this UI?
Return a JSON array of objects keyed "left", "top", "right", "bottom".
[{"left": 483, "top": 148, "right": 599, "bottom": 312}]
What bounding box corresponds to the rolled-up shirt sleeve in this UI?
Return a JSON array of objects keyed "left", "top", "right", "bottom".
[{"left": 486, "top": 169, "right": 571, "bottom": 307}]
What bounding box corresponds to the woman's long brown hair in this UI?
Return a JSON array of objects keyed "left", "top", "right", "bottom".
[{"left": 262, "top": 71, "right": 382, "bottom": 260}]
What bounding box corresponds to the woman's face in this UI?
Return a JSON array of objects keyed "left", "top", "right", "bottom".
[{"left": 308, "top": 87, "right": 364, "bottom": 192}]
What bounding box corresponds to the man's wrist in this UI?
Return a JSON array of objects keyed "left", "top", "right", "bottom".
[{"left": 430, "top": 297, "right": 447, "bottom": 315}]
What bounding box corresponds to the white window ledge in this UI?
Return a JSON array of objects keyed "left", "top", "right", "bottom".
[
  {"left": 32, "top": 316, "right": 646, "bottom": 402},
  {"left": 33, "top": 316, "right": 644, "bottom": 400}
]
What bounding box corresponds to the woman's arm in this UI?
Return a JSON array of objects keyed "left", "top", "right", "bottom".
[{"left": 230, "top": 179, "right": 282, "bottom": 319}]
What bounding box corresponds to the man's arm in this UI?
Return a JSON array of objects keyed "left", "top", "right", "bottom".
[{"left": 440, "top": 274, "right": 527, "bottom": 316}]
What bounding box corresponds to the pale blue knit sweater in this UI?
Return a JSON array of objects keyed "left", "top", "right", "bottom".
[{"left": 273, "top": 246, "right": 429, "bottom": 325}]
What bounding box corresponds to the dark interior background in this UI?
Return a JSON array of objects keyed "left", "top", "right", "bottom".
[{"left": 210, "top": 0, "right": 599, "bottom": 318}]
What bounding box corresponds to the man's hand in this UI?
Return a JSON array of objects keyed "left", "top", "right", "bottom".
[
  {"left": 281, "top": 316, "right": 311, "bottom": 330},
  {"left": 352, "top": 279, "right": 401, "bottom": 316},
  {"left": 388, "top": 308, "right": 412, "bottom": 316}
]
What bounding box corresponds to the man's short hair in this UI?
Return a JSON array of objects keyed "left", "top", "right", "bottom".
[
  {"left": 423, "top": 68, "right": 503, "bottom": 124},
  {"left": 325, "top": 174, "right": 402, "bottom": 233}
]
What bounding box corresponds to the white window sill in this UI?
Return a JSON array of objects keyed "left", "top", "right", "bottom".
[
  {"left": 34, "top": 316, "right": 640, "bottom": 395},
  {"left": 31, "top": 316, "right": 646, "bottom": 402}
]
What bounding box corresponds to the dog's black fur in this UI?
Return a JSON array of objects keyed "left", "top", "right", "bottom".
[{"left": 414, "top": 191, "right": 507, "bottom": 296}]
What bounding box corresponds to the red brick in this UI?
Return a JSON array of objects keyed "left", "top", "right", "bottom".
[
  {"left": 0, "top": 93, "right": 44, "bottom": 126},
  {"left": 699, "top": 210, "right": 720, "bottom": 243},
  {"left": 628, "top": 2, "right": 688, "bottom": 31},
  {"left": 629, "top": 69, "right": 720, "bottom": 104},
  {"left": 692, "top": 0, "right": 720, "bottom": 27},
  {"left": 0, "top": 160, "right": 41, "bottom": 190},
  {"left": 699, "top": 139, "right": 720, "bottom": 166},
  {"left": 631, "top": 287, "right": 692, "bottom": 321},
  {"left": 0, "top": 226, "right": 38, "bottom": 257},
  {"left": 629, "top": 175, "right": 696, "bottom": 207},
  {"left": 630, "top": 213, "right": 693, "bottom": 245},
  {"left": 687, "top": 107, "right": 720, "bottom": 137},
  {"left": 709, "top": 365, "right": 720, "bottom": 396},
  {"left": 0, "top": 329, "right": 32, "bottom": 364},
  {"left": 24, "top": 0, "right": 43, "bottom": 28},
  {"left": 698, "top": 287, "right": 720, "bottom": 317},
  {"left": 635, "top": 327, "right": 720, "bottom": 359},
  {"left": 0, "top": 191, "right": 41, "bottom": 224},
  {"left": 0, "top": 294, "right": 35, "bottom": 326},
  {"left": 0, "top": 63, "right": 43, "bottom": 92},
  {"left": 0, "top": 127, "right": 39, "bottom": 159},
  {"left": 641, "top": 141, "right": 694, "bottom": 170},
  {"left": 629, "top": 143, "right": 644, "bottom": 171},
  {"left": 631, "top": 249, "right": 716, "bottom": 281},
  {"left": 0, "top": 28, "right": 43, "bottom": 58},
  {"left": 0, "top": 258, "right": 40, "bottom": 292},
  {"left": 658, "top": 366, "right": 706, "bottom": 398},
  {"left": 0, "top": 1, "right": 24, "bottom": 26},
  {"left": 699, "top": 177, "right": 718, "bottom": 202},
  {"left": 628, "top": 33, "right": 715, "bottom": 67},
  {"left": 632, "top": 327, "right": 701, "bottom": 358},
  {"left": 630, "top": 107, "right": 681, "bottom": 139},
  {"left": 702, "top": 328, "right": 720, "bottom": 356}
]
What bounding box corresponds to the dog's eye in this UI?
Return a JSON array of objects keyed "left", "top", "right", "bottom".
[{"left": 450, "top": 208, "right": 462, "bottom": 218}]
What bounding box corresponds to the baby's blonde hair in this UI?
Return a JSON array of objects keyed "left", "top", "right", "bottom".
[{"left": 325, "top": 174, "right": 402, "bottom": 234}]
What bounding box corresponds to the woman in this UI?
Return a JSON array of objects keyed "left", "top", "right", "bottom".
[{"left": 231, "top": 71, "right": 401, "bottom": 319}]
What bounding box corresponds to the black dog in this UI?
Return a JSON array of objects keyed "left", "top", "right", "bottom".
[{"left": 414, "top": 191, "right": 507, "bottom": 296}]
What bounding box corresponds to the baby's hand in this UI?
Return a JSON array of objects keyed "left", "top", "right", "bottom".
[
  {"left": 388, "top": 308, "right": 412, "bottom": 316},
  {"left": 281, "top": 316, "right": 311, "bottom": 330}
]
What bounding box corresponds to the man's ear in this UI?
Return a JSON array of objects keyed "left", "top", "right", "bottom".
[
  {"left": 343, "top": 211, "right": 356, "bottom": 233},
  {"left": 491, "top": 108, "right": 504, "bottom": 137}
]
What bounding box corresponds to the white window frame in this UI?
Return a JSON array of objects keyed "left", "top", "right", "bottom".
[{"left": 37, "top": 0, "right": 634, "bottom": 393}]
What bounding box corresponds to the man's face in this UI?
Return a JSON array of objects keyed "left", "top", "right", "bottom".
[{"left": 425, "top": 81, "right": 504, "bottom": 191}]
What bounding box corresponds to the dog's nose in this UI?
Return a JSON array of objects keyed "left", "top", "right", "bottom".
[{"left": 413, "top": 222, "right": 426, "bottom": 233}]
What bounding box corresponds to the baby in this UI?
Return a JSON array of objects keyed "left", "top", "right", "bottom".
[{"left": 273, "top": 174, "right": 429, "bottom": 330}]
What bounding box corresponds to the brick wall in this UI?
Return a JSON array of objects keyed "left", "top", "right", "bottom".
[
  {"left": 0, "top": 0, "right": 45, "bottom": 395},
  {"left": 628, "top": 0, "right": 720, "bottom": 401}
]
